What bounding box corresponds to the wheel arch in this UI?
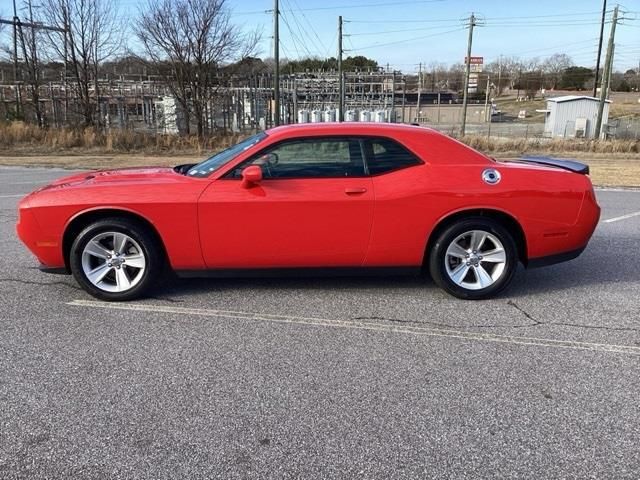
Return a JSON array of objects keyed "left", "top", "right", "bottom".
[
  {"left": 62, "top": 208, "right": 168, "bottom": 272},
  {"left": 424, "top": 208, "right": 528, "bottom": 266}
]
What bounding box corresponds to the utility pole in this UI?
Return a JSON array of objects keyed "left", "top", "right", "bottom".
[
  {"left": 28, "top": 0, "right": 42, "bottom": 126},
  {"left": 338, "top": 15, "right": 343, "bottom": 121},
  {"left": 486, "top": 75, "right": 492, "bottom": 139},
  {"left": 595, "top": 5, "right": 618, "bottom": 140},
  {"left": 12, "top": 0, "right": 21, "bottom": 118},
  {"left": 273, "top": 0, "right": 280, "bottom": 126},
  {"left": 461, "top": 13, "right": 476, "bottom": 137},
  {"left": 593, "top": 0, "right": 607, "bottom": 98},
  {"left": 2, "top": 7, "right": 68, "bottom": 122},
  {"left": 416, "top": 62, "right": 422, "bottom": 122},
  {"left": 606, "top": 43, "right": 615, "bottom": 93},
  {"left": 497, "top": 54, "right": 502, "bottom": 97},
  {"left": 484, "top": 75, "right": 490, "bottom": 122},
  {"left": 63, "top": 4, "right": 68, "bottom": 122}
]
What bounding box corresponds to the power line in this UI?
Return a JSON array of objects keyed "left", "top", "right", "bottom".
[
  {"left": 348, "top": 24, "right": 460, "bottom": 36},
  {"left": 486, "top": 37, "right": 600, "bottom": 59},
  {"left": 278, "top": 12, "right": 304, "bottom": 58},
  {"left": 349, "top": 27, "right": 465, "bottom": 51},
  {"left": 288, "top": 0, "right": 333, "bottom": 56},
  {"left": 281, "top": 0, "right": 320, "bottom": 56},
  {"left": 347, "top": 17, "right": 460, "bottom": 24},
  {"left": 279, "top": 0, "right": 315, "bottom": 58},
  {"left": 347, "top": 10, "right": 605, "bottom": 24},
  {"left": 235, "top": 0, "right": 445, "bottom": 15}
]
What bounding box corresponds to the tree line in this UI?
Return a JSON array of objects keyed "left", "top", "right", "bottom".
[{"left": 1, "top": 0, "right": 638, "bottom": 137}]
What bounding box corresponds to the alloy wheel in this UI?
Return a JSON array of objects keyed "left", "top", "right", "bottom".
[
  {"left": 81, "top": 231, "right": 146, "bottom": 293},
  {"left": 444, "top": 230, "right": 507, "bottom": 291}
]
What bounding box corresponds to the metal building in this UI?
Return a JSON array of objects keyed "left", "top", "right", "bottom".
[{"left": 541, "top": 95, "right": 611, "bottom": 139}]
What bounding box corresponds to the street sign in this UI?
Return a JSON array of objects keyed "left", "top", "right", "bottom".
[{"left": 465, "top": 56, "right": 484, "bottom": 73}]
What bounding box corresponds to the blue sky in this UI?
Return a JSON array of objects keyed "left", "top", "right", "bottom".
[
  {"left": 224, "top": 0, "right": 640, "bottom": 72},
  {"left": 1, "top": 0, "right": 638, "bottom": 72}
]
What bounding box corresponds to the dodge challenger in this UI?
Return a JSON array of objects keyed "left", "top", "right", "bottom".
[{"left": 16, "top": 123, "right": 600, "bottom": 300}]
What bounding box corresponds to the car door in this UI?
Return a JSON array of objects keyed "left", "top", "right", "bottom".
[
  {"left": 360, "top": 136, "right": 428, "bottom": 267},
  {"left": 198, "top": 137, "right": 374, "bottom": 268}
]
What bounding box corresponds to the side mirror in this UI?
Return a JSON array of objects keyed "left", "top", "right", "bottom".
[{"left": 241, "top": 165, "right": 263, "bottom": 188}]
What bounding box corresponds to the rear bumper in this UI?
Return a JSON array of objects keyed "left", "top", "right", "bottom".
[
  {"left": 525, "top": 185, "right": 599, "bottom": 268},
  {"left": 527, "top": 245, "right": 586, "bottom": 269},
  {"left": 39, "top": 265, "right": 69, "bottom": 274}
]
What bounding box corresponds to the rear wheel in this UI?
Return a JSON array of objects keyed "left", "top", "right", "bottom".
[
  {"left": 69, "top": 218, "right": 163, "bottom": 301},
  {"left": 429, "top": 217, "right": 518, "bottom": 299}
]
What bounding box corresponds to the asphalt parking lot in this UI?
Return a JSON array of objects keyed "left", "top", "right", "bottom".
[{"left": 1, "top": 166, "right": 639, "bottom": 479}]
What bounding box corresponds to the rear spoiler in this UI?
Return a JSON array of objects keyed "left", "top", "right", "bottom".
[{"left": 517, "top": 156, "right": 589, "bottom": 175}]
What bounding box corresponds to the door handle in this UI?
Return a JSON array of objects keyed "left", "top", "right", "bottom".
[{"left": 344, "top": 187, "right": 367, "bottom": 195}]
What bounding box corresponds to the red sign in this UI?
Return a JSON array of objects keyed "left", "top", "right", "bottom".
[{"left": 465, "top": 56, "right": 484, "bottom": 65}]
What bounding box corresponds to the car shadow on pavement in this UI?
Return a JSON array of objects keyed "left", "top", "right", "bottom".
[
  {"left": 161, "top": 273, "right": 436, "bottom": 298},
  {"left": 507, "top": 240, "right": 639, "bottom": 298},
  {"left": 153, "top": 236, "right": 636, "bottom": 301}
]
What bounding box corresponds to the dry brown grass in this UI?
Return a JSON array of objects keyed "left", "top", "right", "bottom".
[
  {"left": 0, "top": 122, "right": 638, "bottom": 187},
  {"left": 464, "top": 135, "right": 640, "bottom": 186},
  {"left": 581, "top": 158, "right": 640, "bottom": 187},
  {"left": 461, "top": 135, "right": 639, "bottom": 155},
  {"left": 0, "top": 122, "right": 243, "bottom": 154},
  {"left": 0, "top": 154, "right": 194, "bottom": 170}
]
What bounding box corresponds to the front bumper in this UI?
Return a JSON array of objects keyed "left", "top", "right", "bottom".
[{"left": 16, "top": 202, "right": 65, "bottom": 269}]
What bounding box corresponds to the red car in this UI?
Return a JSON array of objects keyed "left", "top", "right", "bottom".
[{"left": 16, "top": 123, "right": 600, "bottom": 301}]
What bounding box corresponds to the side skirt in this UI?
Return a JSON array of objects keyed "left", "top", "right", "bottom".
[{"left": 175, "top": 266, "right": 422, "bottom": 279}]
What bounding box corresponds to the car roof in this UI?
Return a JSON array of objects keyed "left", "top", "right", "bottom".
[{"left": 265, "top": 122, "right": 438, "bottom": 137}]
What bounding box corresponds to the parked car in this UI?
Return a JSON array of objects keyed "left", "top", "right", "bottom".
[{"left": 17, "top": 123, "right": 600, "bottom": 300}]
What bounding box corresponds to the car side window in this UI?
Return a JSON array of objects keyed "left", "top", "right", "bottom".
[
  {"left": 363, "top": 138, "right": 422, "bottom": 175},
  {"left": 229, "top": 138, "right": 365, "bottom": 179}
]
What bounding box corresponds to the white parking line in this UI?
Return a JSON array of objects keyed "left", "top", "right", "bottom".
[
  {"left": 0, "top": 194, "right": 25, "bottom": 198},
  {"left": 602, "top": 211, "right": 640, "bottom": 223},
  {"left": 67, "top": 299, "right": 640, "bottom": 356}
]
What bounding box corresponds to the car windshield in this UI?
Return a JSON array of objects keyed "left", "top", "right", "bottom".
[{"left": 187, "top": 132, "right": 267, "bottom": 178}]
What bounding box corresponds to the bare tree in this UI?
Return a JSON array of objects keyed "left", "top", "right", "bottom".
[
  {"left": 485, "top": 58, "right": 507, "bottom": 95},
  {"left": 16, "top": 0, "right": 45, "bottom": 126},
  {"left": 542, "top": 53, "right": 573, "bottom": 90},
  {"left": 446, "top": 63, "right": 465, "bottom": 92},
  {"left": 136, "top": 0, "right": 259, "bottom": 137},
  {"left": 427, "top": 61, "right": 448, "bottom": 91},
  {"left": 39, "top": 0, "right": 123, "bottom": 126},
  {"left": 502, "top": 56, "right": 523, "bottom": 91}
]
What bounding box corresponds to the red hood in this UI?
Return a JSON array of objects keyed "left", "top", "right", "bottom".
[
  {"left": 31, "top": 166, "right": 190, "bottom": 193},
  {"left": 47, "top": 166, "right": 176, "bottom": 186}
]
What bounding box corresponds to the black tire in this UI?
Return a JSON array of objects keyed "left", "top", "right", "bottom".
[
  {"left": 428, "top": 217, "right": 518, "bottom": 300},
  {"left": 69, "top": 217, "right": 164, "bottom": 301}
]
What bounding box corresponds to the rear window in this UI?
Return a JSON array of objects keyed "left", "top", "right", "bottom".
[{"left": 363, "top": 138, "right": 422, "bottom": 175}]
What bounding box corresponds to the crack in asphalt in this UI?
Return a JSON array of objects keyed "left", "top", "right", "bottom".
[
  {"left": 353, "top": 314, "right": 538, "bottom": 330},
  {"left": 507, "top": 300, "right": 640, "bottom": 333},
  {"left": 355, "top": 301, "right": 640, "bottom": 334},
  {"left": 1, "top": 276, "right": 637, "bottom": 333},
  {"left": 506, "top": 300, "right": 544, "bottom": 326}
]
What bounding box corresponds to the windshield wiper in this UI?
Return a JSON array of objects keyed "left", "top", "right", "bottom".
[{"left": 174, "top": 163, "right": 197, "bottom": 175}]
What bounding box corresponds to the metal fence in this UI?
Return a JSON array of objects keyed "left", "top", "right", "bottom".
[
  {"left": 429, "top": 122, "right": 545, "bottom": 139},
  {"left": 608, "top": 117, "right": 640, "bottom": 140}
]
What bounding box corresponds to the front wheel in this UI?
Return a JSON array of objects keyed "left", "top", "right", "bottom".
[
  {"left": 428, "top": 217, "right": 518, "bottom": 300},
  {"left": 69, "top": 218, "right": 164, "bottom": 301}
]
